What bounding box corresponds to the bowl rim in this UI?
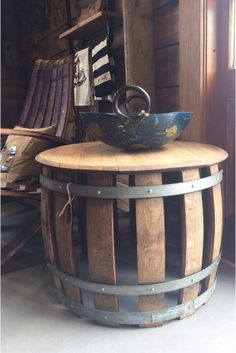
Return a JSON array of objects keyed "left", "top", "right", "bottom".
[{"left": 80, "top": 111, "right": 193, "bottom": 117}]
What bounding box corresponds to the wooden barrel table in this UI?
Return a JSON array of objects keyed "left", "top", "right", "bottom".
[{"left": 36, "top": 141, "right": 228, "bottom": 327}]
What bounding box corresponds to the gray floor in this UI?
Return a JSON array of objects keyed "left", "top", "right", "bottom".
[{"left": 1, "top": 261, "right": 235, "bottom": 353}]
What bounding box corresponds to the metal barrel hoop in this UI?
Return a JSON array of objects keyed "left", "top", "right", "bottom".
[
  {"left": 54, "top": 281, "right": 217, "bottom": 326},
  {"left": 47, "top": 253, "right": 220, "bottom": 325},
  {"left": 47, "top": 254, "right": 220, "bottom": 296},
  {"left": 40, "top": 169, "right": 223, "bottom": 200}
]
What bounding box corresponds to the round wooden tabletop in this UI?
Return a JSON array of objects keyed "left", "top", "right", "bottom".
[{"left": 36, "top": 141, "right": 228, "bottom": 173}]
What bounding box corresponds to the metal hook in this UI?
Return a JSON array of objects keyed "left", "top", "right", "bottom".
[{"left": 112, "top": 85, "right": 151, "bottom": 121}]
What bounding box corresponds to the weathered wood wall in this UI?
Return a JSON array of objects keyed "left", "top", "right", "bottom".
[
  {"left": 15, "top": 0, "right": 124, "bottom": 86},
  {"left": 1, "top": 0, "right": 125, "bottom": 128},
  {"left": 15, "top": 0, "right": 81, "bottom": 82},
  {"left": 204, "top": 0, "right": 235, "bottom": 262},
  {"left": 154, "top": 0, "right": 179, "bottom": 113},
  {"left": 1, "top": 0, "right": 27, "bottom": 128},
  {"left": 153, "top": 0, "right": 234, "bottom": 262}
]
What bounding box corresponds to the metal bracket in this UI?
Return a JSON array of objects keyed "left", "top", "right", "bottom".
[
  {"left": 47, "top": 255, "right": 220, "bottom": 296},
  {"left": 40, "top": 170, "right": 223, "bottom": 200},
  {"left": 55, "top": 281, "right": 216, "bottom": 325}
]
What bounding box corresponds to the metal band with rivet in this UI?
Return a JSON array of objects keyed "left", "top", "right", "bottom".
[
  {"left": 40, "top": 170, "right": 223, "bottom": 200},
  {"left": 47, "top": 255, "right": 220, "bottom": 296},
  {"left": 54, "top": 281, "right": 216, "bottom": 325}
]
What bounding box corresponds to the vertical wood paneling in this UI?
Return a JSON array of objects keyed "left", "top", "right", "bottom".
[
  {"left": 154, "top": 2, "right": 179, "bottom": 48},
  {"left": 179, "top": 0, "right": 207, "bottom": 142},
  {"left": 156, "top": 86, "right": 179, "bottom": 113},
  {"left": 225, "top": 98, "right": 235, "bottom": 219},
  {"left": 156, "top": 45, "right": 179, "bottom": 88},
  {"left": 122, "top": 0, "right": 157, "bottom": 110},
  {"left": 153, "top": 0, "right": 180, "bottom": 113},
  {"left": 204, "top": 0, "right": 235, "bottom": 262}
]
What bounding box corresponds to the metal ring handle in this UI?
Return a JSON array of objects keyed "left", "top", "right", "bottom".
[{"left": 112, "top": 85, "right": 151, "bottom": 120}]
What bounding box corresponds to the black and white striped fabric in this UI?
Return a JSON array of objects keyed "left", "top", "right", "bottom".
[{"left": 92, "top": 38, "right": 115, "bottom": 98}]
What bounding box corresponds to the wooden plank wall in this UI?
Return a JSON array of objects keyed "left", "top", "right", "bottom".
[
  {"left": 153, "top": 0, "right": 234, "bottom": 263},
  {"left": 1, "top": 0, "right": 27, "bottom": 128},
  {"left": 205, "top": 0, "right": 235, "bottom": 263},
  {"left": 122, "top": 0, "right": 157, "bottom": 110},
  {"left": 178, "top": 0, "right": 207, "bottom": 142},
  {"left": 15, "top": 0, "right": 79, "bottom": 83},
  {"left": 14, "top": 0, "right": 124, "bottom": 86},
  {"left": 1, "top": 0, "right": 124, "bottom": 130},
  {"left": 153, "top": 0, "right": 180, "bottom": 113}
]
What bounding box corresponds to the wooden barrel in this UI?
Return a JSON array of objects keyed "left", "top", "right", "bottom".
[{"left": 36, "top": 141, "right": 228, "bottom": 327}]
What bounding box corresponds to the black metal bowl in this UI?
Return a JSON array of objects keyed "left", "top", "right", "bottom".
[
  {"left": 80, "top": 111, "right": 192, "bottom": 151},
  {"left": 80, "top": 85, "right": 192, "bottom": 150}
]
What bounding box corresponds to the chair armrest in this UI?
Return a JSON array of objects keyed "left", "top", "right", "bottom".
[{"left": 0, "top": 128, "right": 70, "bottom": 146}]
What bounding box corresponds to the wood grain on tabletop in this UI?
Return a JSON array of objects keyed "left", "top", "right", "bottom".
[{"left": 36, "top": 141, "right": 228, "bottom": 172}]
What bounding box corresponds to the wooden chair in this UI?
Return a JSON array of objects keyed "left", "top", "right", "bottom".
[{"left": 1, "top": 56, "right": 74, "bottom": 270}]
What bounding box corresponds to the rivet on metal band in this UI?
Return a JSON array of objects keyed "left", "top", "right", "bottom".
[
  {"left": 54, "top": 281, "right": 216, "bottom": 326},
  {"left": 40, "top": 170, "right": 223, "bottom": 200},
  {"left": 47, "top": 255, "right": 220, "bottom": 296}
]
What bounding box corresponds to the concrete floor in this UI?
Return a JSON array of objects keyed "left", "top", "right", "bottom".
[{"left": 1, "top": 261, "right": 235, "bottom": 353}]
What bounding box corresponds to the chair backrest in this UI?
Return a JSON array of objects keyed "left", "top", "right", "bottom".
[{"left": 18, "top": 56, "right": 73, "bottom": 138}]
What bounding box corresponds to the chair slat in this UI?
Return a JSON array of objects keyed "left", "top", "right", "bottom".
[
  {"left": 34, "top": 62, "right": 53, "bottom": 128},
  {"left": 18, "top": 63, "right": 41, "bottom": 127},
  {"left": 56, "top": 61, "right": 72, "bottom": 137},
  {"left": 26, "top": 62, "right": 48, "bottom": 128},
  {"left": 51, "top": 64, "right": 64, "bottom": 128},
  {"left": 44, "top": 64, "right": 59, "bottom": 127}
]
